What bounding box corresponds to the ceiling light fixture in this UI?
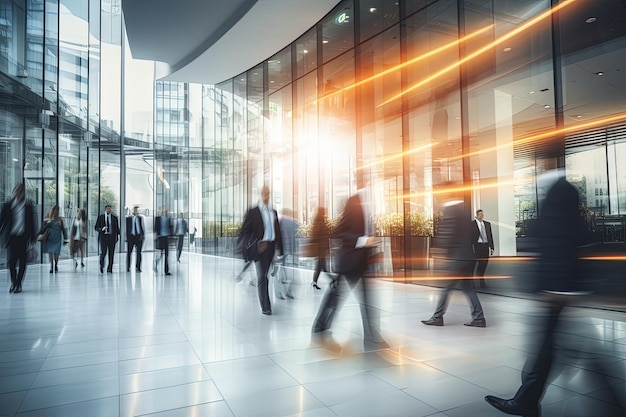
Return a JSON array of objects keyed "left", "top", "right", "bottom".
[
  {"left": 322, "top": 40, "right": 329, "bottom": 44},
  {"left": 585, "top": 17, "right": 596, "bottom": 23},
  {"left": 544, "top": 105, "right": 551, "bottom": 109},
  {"left": 503, "top": 47, "right": 512, "bottom": 52},
  {"left": 596, "top": 71, "right": 604, "bottom": 76},
  {"left": 303, "top": 49, "right": 308, "bottom": 54},
  {"left": 370, "top": 7, "right": 377, "bottom": 12}
]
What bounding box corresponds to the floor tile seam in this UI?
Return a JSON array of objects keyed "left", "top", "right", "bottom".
[
  {"left": 17, "top": 393, "right": 121, "bottom": 415},
  {"left": 131, "top": 399, "right": 229, "bottom": 417},
  {"left": 119, "top": 378, "right": 219, "bottom": 398}
]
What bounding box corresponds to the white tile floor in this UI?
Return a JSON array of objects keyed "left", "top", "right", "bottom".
[{"left": 0, "top": 252, "right": 624, "bottom": 416}]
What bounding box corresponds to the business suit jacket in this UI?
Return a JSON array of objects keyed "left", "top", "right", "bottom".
[
  {"left": 126, "top": 215, "right": 145, "bottom": 239},
  {"left": 0, "top": 199, "right": 36, "bottom": 246},
  {"left": 95, "top": 213, "right": 120, "bottom": 240},
  {"left": 237, "top": 206, "right": 283, "bottom": 257},
  {"left": 332, "top": 193, "right": 367, "bottom": 276},
  {"left": 434, "top": 201, "right": 474, "bottom": 262},
  {"left": 471, "top": 219, "right": 494, "bottom": 250}
]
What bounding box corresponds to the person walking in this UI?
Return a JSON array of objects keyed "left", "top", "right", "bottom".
[
  {"left": 70, "top": 208, "right": 87, "bottom": 269},
  {"left": 310, "top": 206, "right": 331, "bottom": 290},
  {"left": 40, "top": 205, "right": 67, "bottom": 273},
  {"left": 484, "top": 172, "right": 625, "bottom": 417},
  {"left": 272, "top": 209, "right": 298, "bottom": 300},
  {"left": 175, "top": 212, "right": 188, "bottom": 262},
  {"left": 95, "top": 204, "right": 120, "bottom": 273},
  {"left": 154, "top": 208, "right": 172, "bottom": 275},
  {"left": 237, "top": 185, "right": 283, "bottom": 315},
  {"left": 311, "top": 190, "right": 388, "bottom": 351},
  {"left": 0, "top": 183, "right": 36, "bottom": 293},
  {"left": 471, "top": 209, "right": 494, "bottom": 288},
  {"left": 421, "top": 187, "right": 486, "bottom": 328},
  {"left": 126, "top": 205, "right": 145, "bottom": 272}
]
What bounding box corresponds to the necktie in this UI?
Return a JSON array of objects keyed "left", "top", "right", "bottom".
[
  {"left": 133, "top": 217, "right": 137, "bottom": 235},
  {"left": 479, "top": 221, "right": 487, "bottom": 242},
  {"left": 106, "top": 215, "right": 110, "bottom": 234}
]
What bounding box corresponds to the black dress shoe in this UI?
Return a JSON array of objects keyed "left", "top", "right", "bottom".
[
  {"left": 311, "top": 282, "right": 321, "bottom": 290},
  {"left": 484, "top": 395, "right": 539, "bottom": 417},
  {"left": 262, "top": 310, "right": 272, "bottom": 315},
  {"left": 9, "top": 285, "right": 15, "bottom": 293},
  {"left": 464, "top": 318, "right": 486, "bottom": 327},
  {"left": 165, "top": 272, "right": 171, "bottom": 276},
  {"left": 14, "top": 286, "right": 22, "bottom": 293},
  {"left": 136, "top": 268, "right": 142, "bottom": 272},
  {"left": 421, "top": 317, "right": 444, "bottom": 326},
  {"left": 286, "top": 293, "right": 295, "bottom": 299},
  {"left": 127, "top": 268, "right": 130, "bottom": 272},
  {"left": 100, "top": 267, "right": 104, "bottom": 273}
]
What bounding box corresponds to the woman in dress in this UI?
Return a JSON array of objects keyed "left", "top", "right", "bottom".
[
  {"left": 41, "top": 205, "right": 67, "bottom": 273},
  {"left": 70, "top": 208, "right": 87, "bottom": 269}
]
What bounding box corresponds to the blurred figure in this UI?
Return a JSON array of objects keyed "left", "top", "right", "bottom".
[
  {"left": 175, "top": 212, "right": 188, "bottom": 262},
  {"left": 70, "top": 208, "right": 87, "bottom": 269},
  {"left": 272, "top": 209, "right": 298, "bottom": 300},
  {"left": 0, "top": 183, "right": 36, "bottom": 293},
  {"left": 41, "top": 205, "right": 67, "bottom": 273},
  {"left": 311, "top": 190, "right": 388, "bottom": 351},
  {"left": 485, "top": 172, "right": 625, "bottom": 417},
  {"left": 126, "top": 205, "right": 145, "bottom": 272},
  {"left": 154, "top": 208, "right": 172, "bottom": 275},
  {"left": 95, "top": 204, "right": 120, "bottom": 273},
  {"left": 422, "top": 188, "right": 486, "bottom": 327},
  {"left": 310, "top": 207, "right": 331, "bottom": 290},
  {"left": 237, "top": 185, "right": 283, "bottom": 315},
  {"left": 189, "top": 226, "right": 197, "bottom": 249},
  {"left": 471, "top": 209, "right": 494, "bottom": 288}
]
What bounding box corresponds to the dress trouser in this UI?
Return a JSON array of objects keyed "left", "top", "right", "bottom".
[
  {"left": 433, "top": 260, "right": 484, "bottom": 320},
  {"left": 312, "top": 273, "right": 383, "bottom": 343},
  {"left": 100, "top": 234, "right": 116, "bottom": 270},
  {"left": 156, "top": 236, "right": 169, "bottom": 273},
  {"left": 127, "top": 235, "right": 143, "bottom": 270},
  {"left": 176, "top": 235, "right": 184, "bottom": 260},
  {"left": 254, "top": 241, "right": 275, "bottom": 313},
  {"left": 8, "top": 235, "right": 28, "bottom": 287},
  {"left": 473, "top": 243, "right": 490, "bottom": 276}
]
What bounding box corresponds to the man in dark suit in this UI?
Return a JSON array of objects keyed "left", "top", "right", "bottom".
[
  {"left": 471, "top": 209, "right": 494, "bottom": 288},
  {"left": 485, "top": 173, "right": 625, "bottom": 417},
  {"left": 237, "top": 185, "right": 283, "bottom": 315},
  {"left": 95, "top": 204, "right": 120, "bottom": 273},
  {"left": 0, "top": 183, "right": 36, "bottom": 293},
  {"left": 154, "top": 209, "right": 172, "bottom": 275},
  {"left": 422, "top": 192, "right": 486, "bottom": 327},
  {"left": 126, "top": 205, "right": 145, "bottom": 272},
  {"left": 311, "top": 191, "right": 387, "bottom": 351}
]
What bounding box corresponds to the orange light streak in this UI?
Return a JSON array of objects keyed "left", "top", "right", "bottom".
[
  {"left": 450, "top": 112, "right": 626, "bottom": 162},
  {"left": 316, "top": 25, "right": 495, "bottom": 104},
  {"left": 398, "top": 178, "right": 516, "bottom": 200},
  {"left": 358, "top": 142, "right": 437, "bottom": 171},
  {"left": 379, "top": 0, "right": 578, "bottom": 107}
]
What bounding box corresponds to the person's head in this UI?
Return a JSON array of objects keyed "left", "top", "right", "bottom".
[
  {"left": 49, "top": 205, "right": 59, "bottom": 219},
  {"left": 12, "top": 183, "right": 25, "bottom": 202},
  {"left": 261, "top": 185, "right": 270, "bottom": 205},
  {"left": 475, "top": 209, "right": 484, "bottom": 221},
  {"left": 104, "top": 204, "right": 112, "bottom": 214},
  {"left": 133, "top": 206, "right": 139, "bottom": 216},
  {"left": 76, "top": 208, "right": 82, "bottom": 219}
]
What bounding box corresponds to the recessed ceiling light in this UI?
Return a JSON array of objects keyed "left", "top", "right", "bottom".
[
  {"left": 503, "top": 47, "right": 512, "bottom": 52},
  {"left": 370, "top": 7, "right": 377, "bottom": 12},
  {"left": 270, "top": 80, "right": 274, "bottom": 83},
  {"left": 576, "top": 115, "right": 582, "bottom": 118},
  {"left": 544, "top": 105, "right": 551, "bottom": 109},
  {"left": 596, "top": 71, "right": 604, "bottom": 76},
  {"left": 240, "top": 78, "right": 245, "bottom": 81},
  {"left": 303, "top": 49, "right": 308, "bottom": 54},
  {"left": 529, "top": 90, "right": 535, "bottom": 94},
  {"left": 322, "top": 40, "right": 329, "bottom": 44},
  {"left": 585, "top": 17, "right": 597, "bottom": 23}
]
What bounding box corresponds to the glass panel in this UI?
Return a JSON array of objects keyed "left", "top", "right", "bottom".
[
  {"left": 88, "top": 0, "right": 100, "bottom": 130},
  {"left": 560, "top": 1, "right": 626, "bottom": 126},
  {"left": 405, "top": 0, "right": 461, "bottom": 248},
  {"left": 359, "top": 0, "right": 399, "bottom": 42},
  {"left": 321, "top": 0, "right": 354, "bottom": 64},
  {"left": 26, "top": 0, "right": 45, "bottom": 95},
  {"left": 247, "top": 64, "right": 263, "bottom": 104},
  {"left": 268, "top": 45, "right": 291, "bottom": 95},
  {"left": 44, "top": 0, "right": 59, "bottom": 110},
  {"left": 100, "top": 0, "right": 121, "bottom": 135},
  {"left": 269, "top": 84, "right": 293, "bottom": 222},
  {"left": 464, "top": 0, "right": 554, "bottom": 256},
  {"left": 295, "top": 27, "right": 317, "bottom": 79},
  {"left": 59, "top": 0, "right": 88, "bottom": 120}
]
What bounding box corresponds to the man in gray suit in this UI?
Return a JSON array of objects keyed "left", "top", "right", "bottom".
[{"left": 471, "top": 209, "right": 494, "bottom": 288}]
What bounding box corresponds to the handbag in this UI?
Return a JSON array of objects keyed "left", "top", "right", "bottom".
[
  {"left": 27, "top": 245, "right": 39, "bottom": 263},
  {"left": 331, "top": 246, "right": 366, "bottom": 275},
  {"left": 37, "top": 230, "right": 49, "bottom": 242}
]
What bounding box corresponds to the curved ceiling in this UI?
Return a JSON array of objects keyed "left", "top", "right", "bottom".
[{"left": 122, "top": 0, "right": 340, "bottom": 85}]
